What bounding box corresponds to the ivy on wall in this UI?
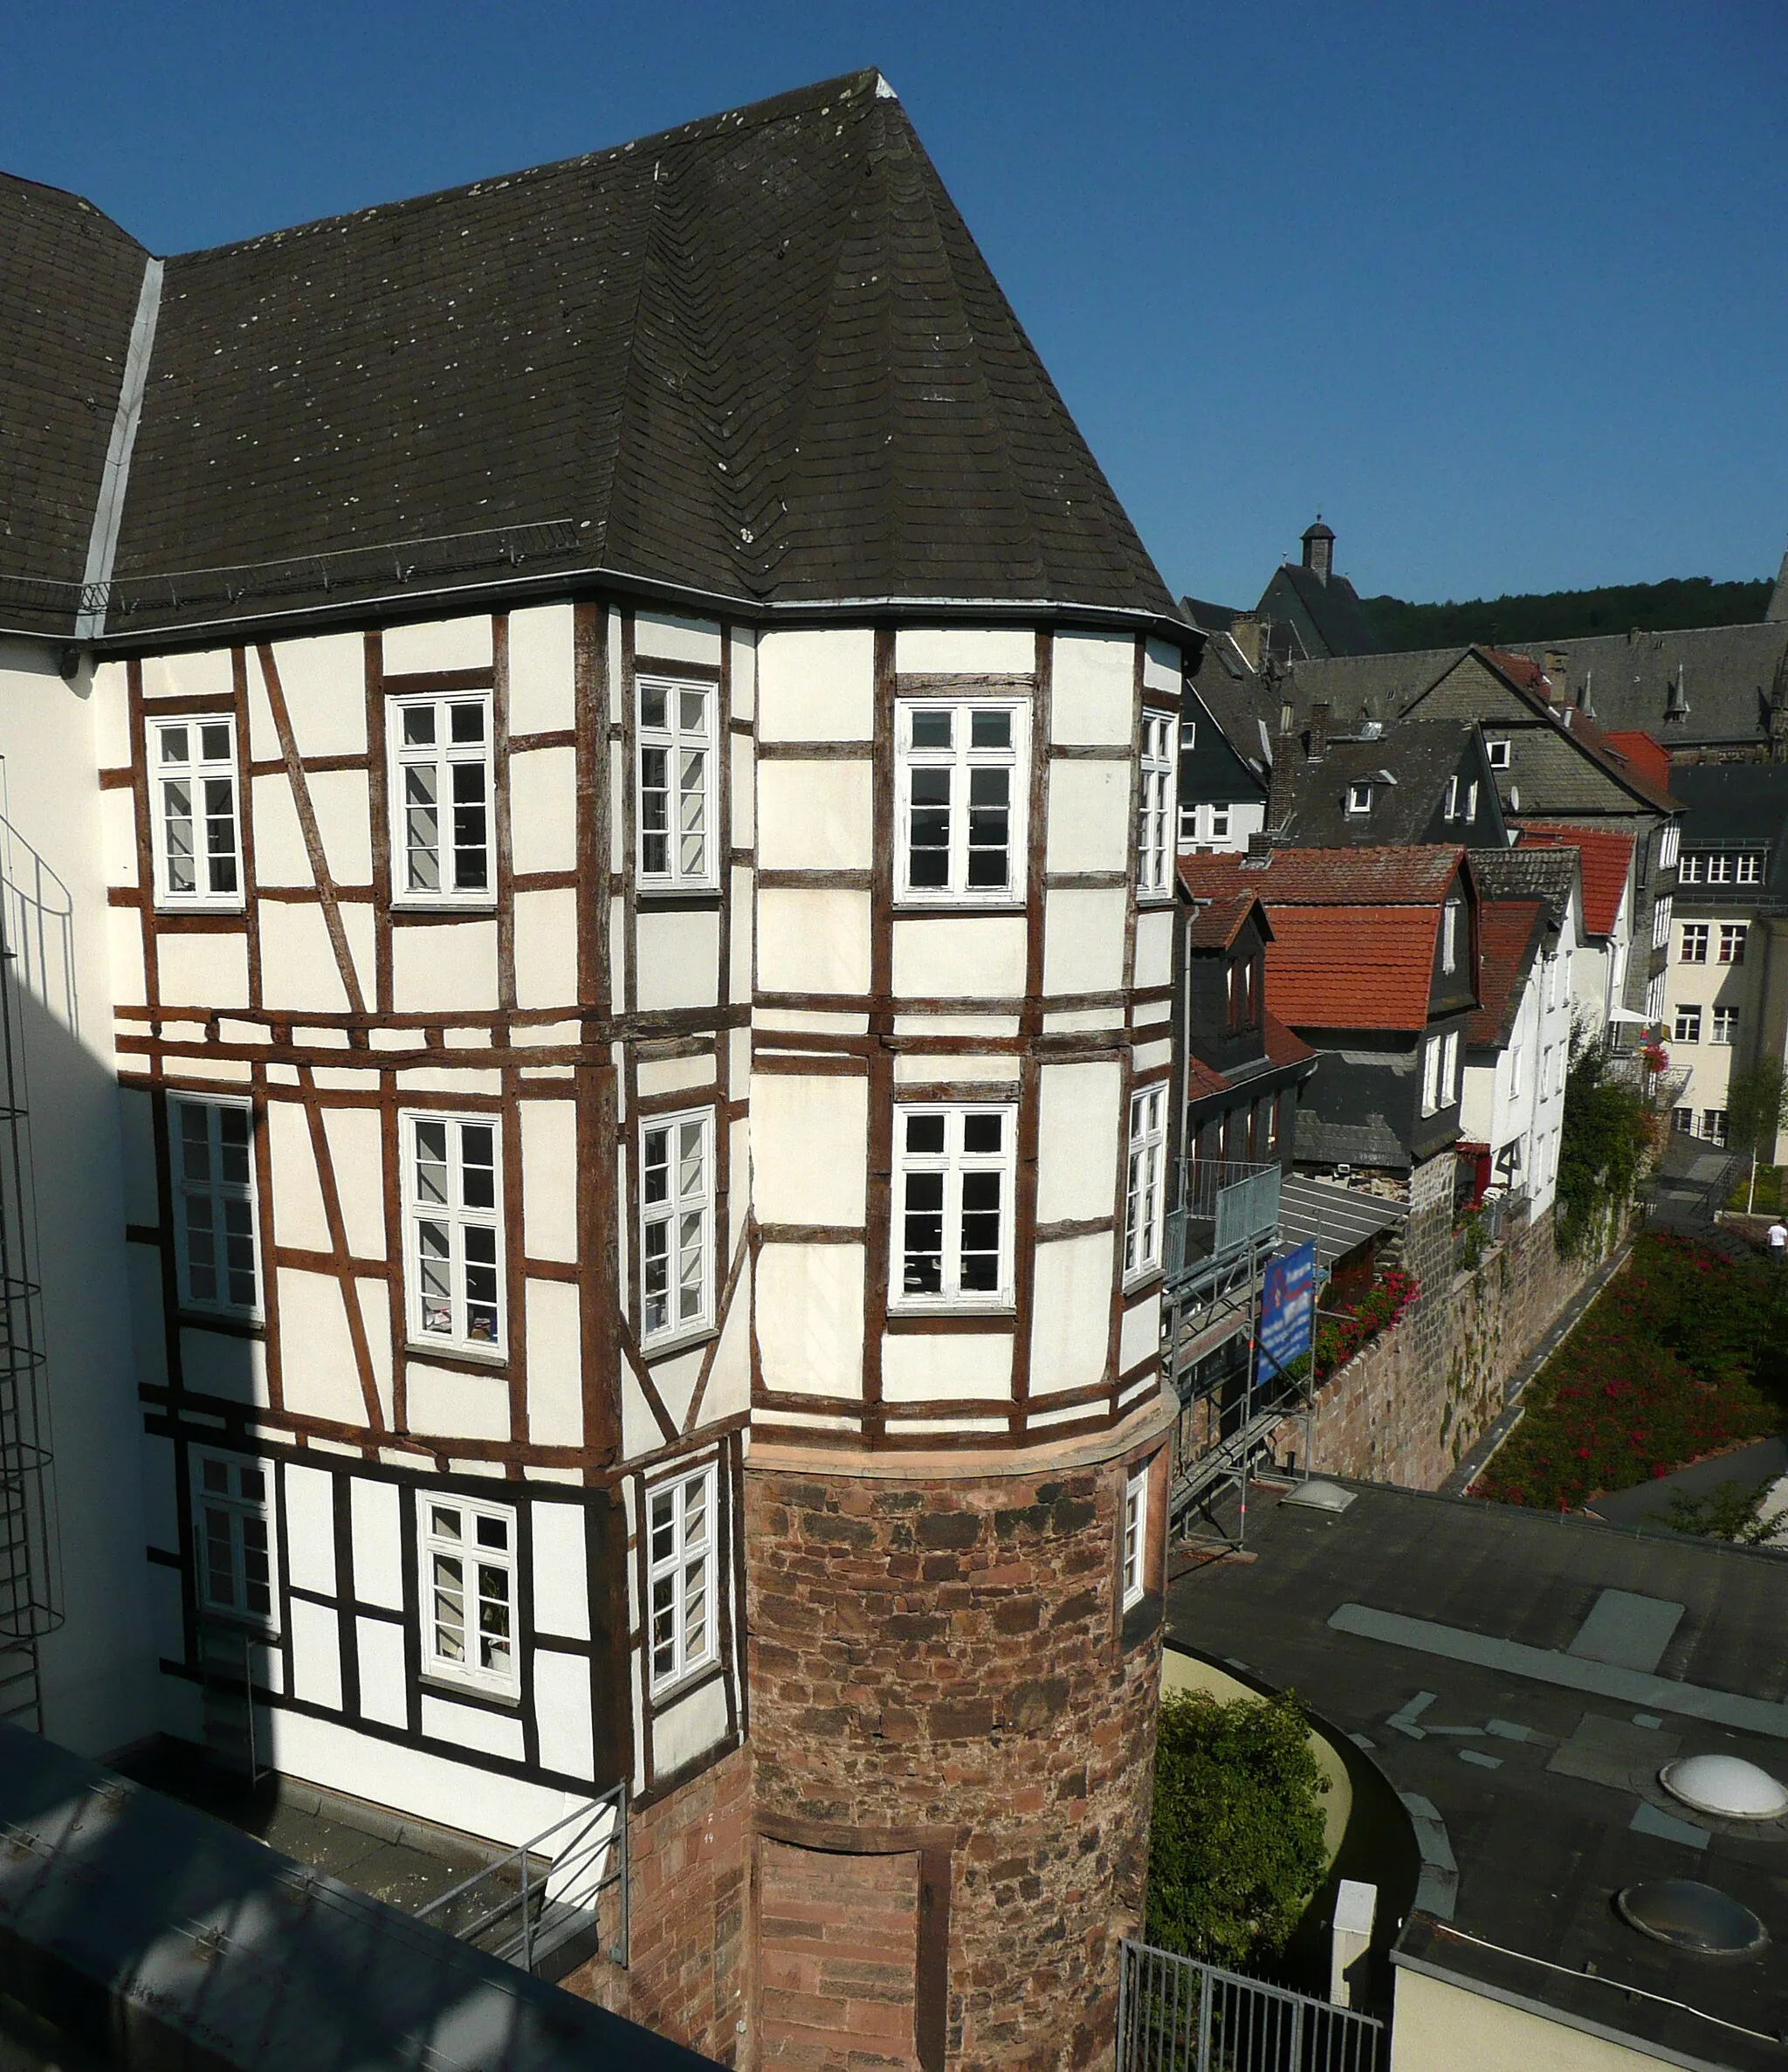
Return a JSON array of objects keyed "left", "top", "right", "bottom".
[{"left": 1555, "top": 1039, "right": 1653, "bottom": 1260}]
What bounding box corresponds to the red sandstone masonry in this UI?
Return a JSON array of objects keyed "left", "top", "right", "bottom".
[{"left": 746, "top": 1448, "right": 1165, "bottom": 2072}]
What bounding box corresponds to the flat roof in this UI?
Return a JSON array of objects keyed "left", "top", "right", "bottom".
[{"left": 1166, "top": 1480, "right": 1788, "bottom": 2070}]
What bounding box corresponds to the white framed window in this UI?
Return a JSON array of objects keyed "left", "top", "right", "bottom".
[
  {"left": 1345, "top": 782, "right": 1372, "bottom": 816},
  {"left": 1178, "top": 800, "right": 1197, "bottom": 843},
  {"left": 1441, "top": 1029, "right": 1460, "bottom": 1105},
  {"left": 1210, "top": 803, "right": 1231, "bottom": 841},
  {"left": 1121, "top": 1465, "right": 1149, "bottom": 1612},
  {"left": 172, "top": 1096, "right": 260, "bottom": 1316},
  {"left": 192, "top": 1451, "right": 274, "bottom": 1628},
  {"left": 1466, "top": 781, "right": 1479, "bottom": 823},
  {"left": 896, "top": 699, "right": 1027, "bottom": 903},
  {"left": 1510, "top": 1039, "right": 1524, "bottom": 1098},
  {"left": 636, "top": 676, "right": 715, "bottom": 890},
  {"left": 1420, "top": 1035, "right": 1442, "bottom": 1116},
  {"left": 152, "top": 714, "right": 242, "bottom": 908},
  {"left": 1702, "top": 854, "right": 1732, "bottom": 885},
  {"left": 1712, "top": 1005, "right": 1738, "bottom": 1045},
  {"left": 419, "top": 1495, "right": 517, "bottom": 1696},
  {"left": 647, "top": 1461, "right": 719, "bottom": 1695},
  {"left": 1720, "top": 924, "right": 1748, "bottom": 967},
  {"left": 1674, "top": 1005, "right": 1702, "bottom": 1043},
  {"left": 1486, "top": 738, "right": 1511, "bottom": 769},
  {"left": 1680, "top": 923, "right": 1709, "bottom": 965},
  {"left": 894, "top": 1104, "right": 1015, "bottom": 1305},
  {"left": 640, "top": 1110, "right": 715, "bottom": 1346},
  {"left": 1652, "top": 896, "right": 1673, "bottom": 951},
  {"left": 389, "top": 692, "right": 492, "bottom": 903},
  {"left": 1443, "top": 775, "right": 1459, "bottom": 820},
  {"left": 1179, "top": 716, "right": 1197, "bottom": 750},
  {"left": 1702, "top": 1109, "right": 1730, "bottom": 1146},
  {"left": 1138, "top": 711, "right": 1175, "bottom": 897},
  {"left": 402, "top": 1113, "right": 504, "bottom": 1353},
  {"left": 1736, "top": 851, "right": 1763, "bottom": 885},
  {"left": 1679, "top": 853, "right": 1704, "bottom": 885},
  {"left": 1441, "top": 897, "right": 1462, "bottom": 974},
  {"left": 1124, "top": 1085, "right": 1166, "bottom": 1282},
  {"left": 1263, "top": 1093, "right": 1281, "bottom": 1154},
  {"left": 1673, "top": 1105, "right": 1694, "bottom": 1133},
  {"left": 1645, "top": 971, "right": 1666, "bottom": 1022},
  {"left": 1540, "top": 1043, "right": 1554, "bottom": 1100},
  {"left": 1659, "top": 823, "right": 1681, "bottom": 870}
]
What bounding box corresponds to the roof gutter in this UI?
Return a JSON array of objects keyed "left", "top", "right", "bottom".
[{"left": 3, "top": 565, "right": 1203, "bottom": 664}]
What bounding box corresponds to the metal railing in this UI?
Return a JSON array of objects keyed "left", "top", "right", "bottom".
[
  {"left": 414, "top": 1785, "right": 628, "bottom": 1981},
  {"left": 1167, "top": 1161, "right": 1283, "bottom": 1278},
  {"left": 1117, "top": 1941, "right": 1386, "bottom": 2072}
]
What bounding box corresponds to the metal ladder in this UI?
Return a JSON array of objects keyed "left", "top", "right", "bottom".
[{"left": 196, "top": 1620, "right": 264, "bottom": 1780}]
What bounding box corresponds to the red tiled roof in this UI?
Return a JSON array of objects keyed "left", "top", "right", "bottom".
[
  {"left": 1261, "top": 904, "right": 1442, "bottom": 1031},
  {"left": 1179, "top": 844, "right": 1467, "bottom": 905},
  {"left": 1183, "top": 890, "right": 1266, "bottom": 950},
  {"left": 1468, "top": 898, "right": 1546, "bottom": 1048},
  {"left": 1262, "top": 1011, "right": 1316, "bottom": 1069},
  {"left": 1483, "top": 647, "right": 1552, "bottom": 694},
  {"left": 1602, "top": 729, "right": 1673, "bottom": 793},
  {"left": 1472, "top": 649, "right": 1679, "bottom": 812},
  {"left": 1515, "top": 823, "right": 1635, "bottom": 937}
]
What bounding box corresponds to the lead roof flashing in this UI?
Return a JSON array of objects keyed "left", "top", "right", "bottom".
[{"left": 73, "top": 255, "right": 162, "bottom": 641}]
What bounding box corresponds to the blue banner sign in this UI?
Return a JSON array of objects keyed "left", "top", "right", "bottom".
[{"left": 1258, "top": 1242, "right": 1317, "bottom": 1378}]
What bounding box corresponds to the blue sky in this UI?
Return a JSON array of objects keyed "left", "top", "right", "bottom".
[{"left": 7, "top": 2, "right": 1785, "bottom": 607}]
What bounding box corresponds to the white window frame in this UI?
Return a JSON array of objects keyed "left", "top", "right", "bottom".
[
  {"left": 640, "top": 1109, "right": 716, "bottom": 1347},
  {"left": 1121, "top": 1465, "right": 1149, "bottom": 1612},
  {"left": 418, "top": 1493, "right": 518, "bottom": 1697},
  {"left": 1645, "top": 971, "right": 1666, "bottom": 1022},
  {"left": 646, "top": 1460, "right": 719, "bottom": 1696},
  {"left": 1441, "top": 1029, "right": 1460, "bottom": 1105},
  {"left": 1712, "top": 1005, "right": 1738, "bottom": 1046},
  {"left": 896, "top": 697, "right": 1028, "bottom": 905},
  {"left": 191, "top": 1449, "right": 276, "bottom": 1629},
  {"left": 1659, "top": 823, "right": 1681, "bottom": 870},
  {"left": 1652, "top": 896, "right": 1673, "bottom": 951},
  {"left": 389, "top": 690, "right": 494, "bottom": 905},
  {"left": 1703, "top": 854, "right": 1732, "bottom": 885},
  {"left": 1466, "top": 781, "right": 1479, "bottom": 824},
  {"left": 892, "top": 1103, "right": 1017, "bottom": 1309},
  {"left": 151, "top": 712, "right": 244, "bottom": 910},
  {"left": 1124, "top": 1084, "right": 1167, "bottom": 1284},
  {"left": 171, "top": 1094, "right": 261, "bottom": 1318},
  {"left": 636, "top": 675, "right": 717, "bottom": 891},
  {"left": 1736, "top": 851, "right": 1763, "bottom": 885},
  {"left": 1443, "top": 775, "right": 1459, "bottom": 821},
  {"left": 1678, "top": 853, "right": 1703, "bottom": 885},
  {"left": 402, "top": 1112, "right": 505, "bottom": 1354},
  {"left": 1674, "top": 1004, "right": 1702, "bottom": 1044},
  {"left": 1138, "top": 711, "right": 1176, "bottom": 898},
  {"left": 1486, "top": 738, "right": 1511, "bottom": 769},
  {"left": 1720, "top": 924, "right": 1748, "bottom": 967},
  {"left": 1420, "top": 1035, "right": 1442, "bottom": 1116},
  {"left": 1345, "top": 782, "right": 1372, "bottom": 816},
  {"left": 1702, "top": 1109, "right": 1730, "bottom": 1146},
  {"left": 1673, "top": 1105, "right": 1695, "bottom": 1134},
  {"left": 1680, "top": 923, "right": 1709, "bottom": 965},
  {"left": 1179, "top": 716, "right": 1197, "bottom": 751},
  {"left": 1441, "top": 898, "right": 1461, "bottom": 974}
]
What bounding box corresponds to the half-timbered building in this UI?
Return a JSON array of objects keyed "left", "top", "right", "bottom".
[{"left": 0, "top": 69, "right": 1193, "bottom": 2072}]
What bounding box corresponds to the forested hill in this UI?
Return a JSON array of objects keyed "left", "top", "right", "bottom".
[{"left": 1357, "top": 576, "right": 1773, "bottom": 652}]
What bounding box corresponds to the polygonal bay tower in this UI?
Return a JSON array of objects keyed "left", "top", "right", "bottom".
[{"left": 0, "top": 68, "right": 1189, "bottom": 2069}]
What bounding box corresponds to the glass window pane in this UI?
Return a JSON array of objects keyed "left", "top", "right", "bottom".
[
  {"left": 970, "top": 709, "right": 1010, "bottom": 749},
  {"left": 200, "top": 724, "right": 231, "bottom": 762},
  {"left": 476, "top": 1512, "right": 508, "bottom": 1550},
  {"left": 906, "top": 1113, "right": 945, "bottom": 1156},
  {"left": 962, "top": 1113, "right": 1002, "bottom": 1156},
  {"left": 402, "top": 706, "right": 437, "bottom": 747},
  {"left": 640, "top": 685, "right": 667, "bottom": 730},
  {"left": 450, "top": 702, "right": 485, "bottom": 744},
  {"left": 679, "top": 690, "right": 707, "bottom": 734},
  {"left": 160, "top": 726, "right": 189, "bottom": 764},
  {"left": 911, "top": 711, "right": 952, "bottom": 749}
]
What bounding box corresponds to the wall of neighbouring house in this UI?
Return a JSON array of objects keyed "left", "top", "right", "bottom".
[
  {"left": 1276, "top": 1203, "right": 1618, "bottom": 1490},
  {"left": 1390, "top": 1962, "right": 1669, "bottom": 2072}
]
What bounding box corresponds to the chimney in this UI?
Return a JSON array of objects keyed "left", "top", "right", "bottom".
[
  {"left": 1301, "top": 518, "right": 1335, "bottom": 586},
  {"left": 1265, "top": 709, "right": 1297, "bottom": 838},
  {"left": 1306, "top": 699, "right": 1331, "bottom": 761}
]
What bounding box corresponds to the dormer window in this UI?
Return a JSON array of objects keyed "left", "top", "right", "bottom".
[
  {"left": 1345, "top": 782, "right": 1372, "bottom": 816},
  {"left": 1226, "top": 953, "right": 1262, "bottom": 1033},
  {"left": 1441, "top": 897, "right": 1462, "bottom": 974},
  {"left": 1466, "top": 781, "right": 1479, "bottom": 823},
  {"left": 1443, "top": 775, "right": 1459, "bottom": 821},
  {"left": 1487, "top": 739, "right": 1511, "bottom": 769}
]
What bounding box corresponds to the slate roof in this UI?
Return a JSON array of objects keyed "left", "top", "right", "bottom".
[
  {"left": 0, "top": 72, "right": 1176, "bottom": 639},
  {"left": 1167, "top": 1480, "right": 1788, "bottom": 2072},
  {"left": 1275, "top": 723, "right": 1489, "bottom": 848},
  {"left": 1468, "top": 897, "right": 1547, "bottom": 1049},
  {"left": 1179, "top": 846, "right": 1468, "bottom": 1032},
  {"left": 1502, "top": 623, "right": 1788, "bottom": 753},
  {"left": 1663, "top": 763, "right": 1788, "bottom": 908},
  {"left": 1514, "top": 823, "right": 1634, "bottom": 936},
  {"left": 1182, "top": 1012, "right": 1316, "bottom": 1108},
  {"left": 1468, "top": 843, "right": 1578, "bottom": 924},
  {"left": 0, "top": 176, "right": 148, "bottom": 603},
  {"left": 1181, "top": 595, "right": 1245, "bottom": 634},
  {"left": 1257, "top": 560, "right": 1382, "bottom": 658}
]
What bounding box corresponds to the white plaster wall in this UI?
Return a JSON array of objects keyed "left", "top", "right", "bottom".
[
  {"left": 756, "top": 1244, "right": 865, "bottom": 1395},
  {"left": 383, "top": 615, "right": 492, "bottom": 675},
  {"left": 308, "top": 770, "right": 375, "bottom": 885},
  {"left": 882, "top": 1334, "right": 1013, "bottom": 1401},
  {"left": 357, "top": 1617, "right": 409, "bottom": 1728},
  {"left": 534, "top": 1648, "right": 595, "bottom": 1779},
  {"left": 324, "top": 1106, "right": 385, "bottom": 1256},
  {"left": 531, "top": 1502, "right": 590, "bottom": 1640},
  {"left": 392, "top": 919, "right": 500, "bottom": 1014},
  {"left": 1035, "top": 1062, "right": 1121, "bottom": 1224},
  {"left": 267, "top": 632, "right": 371, "bottom": 760},
  {"left": 1028, "top": 1234, "right": 1114, "bottom": 1393},
  {"left": 756, "top": 761, "right": 874, "bottom": 871},
  {"left": 507, "top": 604, "right": 575, "bottom": 735},
  {"left": 895, "top": 626, "right": 1035, "bottom": 676},
  {"left": 520, "top": 1100, "right": 577, "bottom": 1261},
  {"left": 891, "top": 916, "right": 1026, "bottom": 999},
  {"left": 751, "top": 1074, "right": 869, "bottom": 1227},
  {"left": 636, "top": 906, "right": 721, "bottom": 1011},
  {"left": 514, "top": 887, "right": 577, "bottom": 1009},
  {"left": 140, "top": 648, "right": 233, "bottom": 704},
  {"left": 406, "top": 1357, "right": 510, "bottom": 1441},
  {"left": 1134, "top": 907, "right": 1174, "bottom": 991},
  {"left": 0, "top": 644, "right": 151, "bottom": 1753},
  {"left": 350, "top": 1479, "right": 405, "bottom": 1609},
  {"left": 509, "top": 747, "right": 576, "bottom": 875},
  {"left": 290, "top": 1597, "right": 344, "bottom": 1711},
  {"left": 274, "top": 1271, "right": 368, "bottom": 1425},
  {"left": 1051, "top": 632, "right": 1134, "bottom": 746},
  {"left": 158, "top": 930, "right": 251, "bottom": 1010},
  {"left": 283, "top": 1464, "right": 338, "bottom": 1597},
  {"left": 652, "top": 1674, "right": 729, "bottom": 1775},
  {"left": 526, "top": 1278, "right": 583, "bottom": 1446},
  {"left": 757, "top": 628, "right": 875, "bottom": 742},
  {"left": 636, "top": 610, "right": 722, "bottom": 666},
  {"left": 1042, "top": 888, "right": 1126, "bottom": 996},
  {"left": 1143, "top": 639, "right": 1184, "bottom": 697},
  {"left": 261, "top": 902, "right": 354, "bottom": 1014},
  {"left": 1390, "top": 1965, "right": 1664, "bottom": 2072},
  {"left": 1045, "top": 760, "right": 1130, "bottom": 874},
  {"left": 758, "top": 887, "right": 871, "bottom": 996}
]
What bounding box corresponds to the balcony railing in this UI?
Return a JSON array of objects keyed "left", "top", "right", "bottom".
[{"left": 1166, "top": 1160, "right": 1283, "bottom": 1277}]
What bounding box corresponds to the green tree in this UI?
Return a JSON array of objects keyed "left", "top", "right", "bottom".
[
  {"left": 1147, "top": 1690, "right": 1330, "bottom": 1966},
  {"left": 1665, "top": 1477, "right": 1787, "bottom": 1546},
  {"left": 1725, "top": 1060, "right": 1788, "bottom": 1214},
  {"left": 1554, "top": 1036, "right": 1652, "bottom": 1259}
]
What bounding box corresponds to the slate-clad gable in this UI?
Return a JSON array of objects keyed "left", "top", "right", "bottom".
[
  {"left": 0, "top": 71, "right": 1175, "bottom": 637},
  {"left": 0, "top": 176, "right": 148, "bottom": 619}
]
